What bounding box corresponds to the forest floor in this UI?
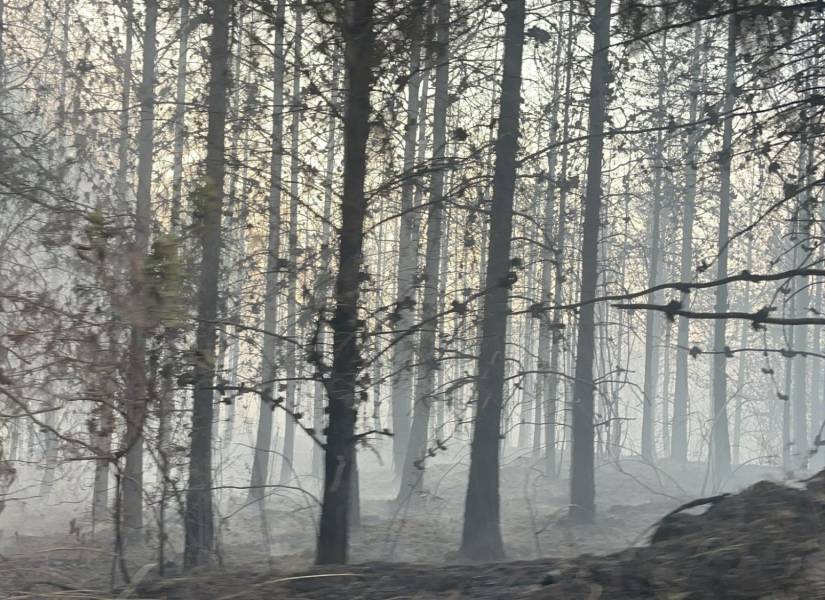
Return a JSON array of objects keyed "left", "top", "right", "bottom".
[{"left": 1, "top": 455, "right": 822, "bottom": 598}]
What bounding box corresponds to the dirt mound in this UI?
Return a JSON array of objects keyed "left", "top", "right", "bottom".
[{"left": 539, "top": 473, "right": 825, "bottom": 599}]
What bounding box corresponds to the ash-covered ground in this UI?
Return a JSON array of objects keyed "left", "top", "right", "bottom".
[{"left": 4, "top": 451, "right": 810, "bottom": 599}]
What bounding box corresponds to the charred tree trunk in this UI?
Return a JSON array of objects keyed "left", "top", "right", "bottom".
[
  {"left": 39, "top": 0, "right": 73, "bottom": 502},
  {"left": 710, "top": 10, "right": 736, "bottom": 483},
  {"left": 641, "top": 29, "right": 668, "bottom": 462},
  {"left": 815, "top": 185, "right": 825, "bottom": 470},
  {"left": 158, "top": 0, "right": 186, "bottom": 548},
  {"left": 315, "top": 0, "right": 376, "bottom": 566},
  {"left": 733, "top": 201, "right": 754, "bottom": 466},
  {"left": 222, "top": 11, "right": 252, "bottom": 453},
  {"left": 791, "top": 131, "right": 811, "bottom": 470},
  {"left": 0, "top": 0, "right": 4, "bottom": 98},
  {"left": 183, "top": 0, "right": 230, "bottom": 569},
  {"left": 281, "top": 0, "right": 304, "bottom": 484},
  {"left": 459, "top": 0, "right": 525, "bottom": 561},
  {"left": 569, "top": 0, "right": 610, "bottom": 523},
  {"left": 397, "top": 0, "right": 449, "bottom": 504},
  {"left": 249, "top": 0, "right": 286, "bottom": 502},
  {"left": 157, "top": 7, "right": 189, "bottom": 546},
  {"left": 313, "top": 46, "right": 341, "bottom": 480},
  {"left": 170, "top": 0, "right": 190, "bottom": 230},
  {"left": 123, "top": 0, "right": 157, "bottom": 538},
  {"left": 672, "top": 23, "right": 703, "bottom": 464},
  {"left": 92, "top": 332, "right": 117, "bottom": 526},
  {"left": 91, "top": 0, "right": 133, "bottom": 524},
  {"left": 390, "top": 4, "right": 425, "bottom": 475},
  {"left": 543, "top": 3, "right": 574, "bottom": 476},
  {"left": 518, "top": 237, "right": 538, "bottom": 451}
]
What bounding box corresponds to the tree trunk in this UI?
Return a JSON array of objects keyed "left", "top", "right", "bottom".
[
  {"left": 791, "top": 132, "right": 811, "bottom": 470},
  {"left": 816, "top": 286, "right": 825, "bottom": 466},
  {"left": 91, "top": 0, "right": 133, "bottom": 524},
  {"left": 435, "top": 200, "right": 451, "bottom": 439},
  {"left": 170, "top": 0, "right": 190, "bottom": 231},
  {"left": 816, "top": 282, "right": 825, "bottom": 468},
  {"left": 783, "top": 293, "right": 795, "bottom": 471},
  {"left": 813, "top": 142, "right": 824, "bottom": 470},
  {"left": 116, "top": 0, "right": 134, "bottom": 216},
  {"left": 611, "top": 188, "right": 631, "bottom": 459},
  {"left": 595, "top": 174, "right": 614, "bottom": 461},
  {"left": 397, "top": 0, "right": 449, "bottom": 504},
  {"left": 249, "top": 0, "right": 286, "bottom": 501},
  {"left": 467, "top": 23, "right": 503, "bottom": 434},
  {"left": 390, "top": 4, "right": 425, "bottom": 474},
  {"left": 710, "top": 11, "right": 736, "bottom": 484},
  {"left": 157, "top": 1, "right": 186, "bottom": 557},
  {"left": 733, "top": 204, "right": 754, "bottom": 466},
  {"left": 39, "top": 0, "right": 73, "bottom": 502},
  {"left": 92, "top": 331, "right": 117, "bottom": 527},
  {"left": 372, "top": 195, "right": 388, "bottom": 434},
  {"left": 280, "top": 0, "right": 303, "bottom": 484},
  {"left": 183, "top": 0, "right": 230, "bottom": 569},
  {"left": 569, "top": 0, "right": 610, "bottom": 523},
  {"left": 542, "top": 3, "right": 574, "bottom": 476},
  {"left": 459, "top": 0, "right": 525, "bottom": 561},
  {"left": 313, "top": 46, "right": 341, "bottom": 480},
  {"left": 518, "top": 229, "right": 539, "bottom": 450},
  {"left": 222, "top": 11, "right": 252, "bottom": 453},
  {"left": 661, "top": 305, "right": 673, "bottom": 455},
  {"left": 0, "top": 0, "right": 4, "bottom": 97},
  {"left": 123, "top": 0, "right": 157, "bottom": 538},
  {"left": 672, "top": 23, "right": 703, "bottom": 463},
  {"left": 315, "top": 0, "right": 376, "bottom": 565},
  {"left": 641, "top": 29, "right": 668, "bottom": 462}
]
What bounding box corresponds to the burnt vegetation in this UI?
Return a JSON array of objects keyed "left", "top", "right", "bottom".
[{"left": 2, "top": 0, "right": 825, "bottom": 597}]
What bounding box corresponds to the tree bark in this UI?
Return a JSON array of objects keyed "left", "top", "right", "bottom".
[
  {"left": 390, "top": 4, "right": 425, "bottom": 475},
  {"left": 397, "top": 0, "right": 449, "bottom": 504},
  {"left": 611, "top": 188, "right": 631, "bottom": 458},
  {"left": 313, "top": 45, "right": 341, "bottom": 480},
  {"left": 249, "top": 0, "right": 287, "bottom": 502},
  {"left": 315, "top": 0, "right": 375, "bottom": 565},
  {"left": 92, "top": 332, "right": 117, "bottom": 526},
  {"left": 281, "top": 0, "right": 304, "bottom": 484},
  {"left": 222, "top": 10, "right": 251, "bottom": 453},
  {"left": 460, "top": 0, "right": 525, "bottom": 561},
  {"left": 783, "top": 285, "right": 795, "bottom": 470},
  {"left": 91, "top": 0, "right": 133, "bottom": 525},
  {"left": 183, "top": 0, "right": 230, "bottom": 569},
  {"left": 518, "top": 259, "right": 537, "bottom": 450},
  {"left": 0, "top": 0, "right": 4, "bottom": 97},
  {"left": 170, "top": 0, "right": 190, "bottom": 231},
  {"left": 813, "top": 141, "right": 824, "bottom": 470},
  {"left": 39, "top": 0, "right": 73, "bottom": 502},
  {"left": 710, "top": 10, "right": 736, "bottom": 483},
  {"left": 641, "top": 28, "right": 668, "bottom": 462},
  {"left": 672, "top": 23, "right": 703, "bottom": 463},
  {"left": 569, "top": 0, "right": 611, "bottom": 523},
  {"left": 791, "top": 132, "right": 811, "bottom": 470},
  {"left": 435, "top": 203, "right": 451, "bottom": 438},
  {"left": 157, "top": 1, "right": 186, "bottom": 553},
  {"left": 733, "top": 203, "right": 754, "bottom": 465},
  {"left": 543, "top": 3, "right": 575, "bottom": 476},
  {"left": 123, "top": 0, "right": 157, "bottom": 538}
]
